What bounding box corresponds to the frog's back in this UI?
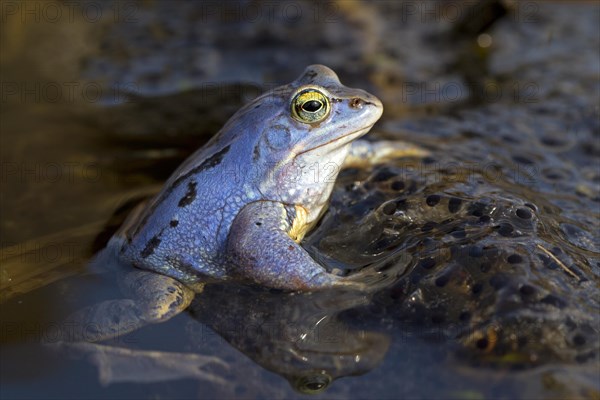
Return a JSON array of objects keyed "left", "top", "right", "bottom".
[{"left": 118, "top": 139, "right": 255, "bottom": 283}]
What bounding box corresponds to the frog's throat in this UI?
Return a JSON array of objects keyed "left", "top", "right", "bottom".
[{"left": 294, "top": 124, "right": 375, "bottom": 159}]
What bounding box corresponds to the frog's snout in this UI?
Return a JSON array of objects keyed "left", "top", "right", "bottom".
[
  {"left": 350, "top": 91, "right": 383, "bottom": 123},
  {"left": 347, "top": 89, "right": 383, "bottom": 112}
]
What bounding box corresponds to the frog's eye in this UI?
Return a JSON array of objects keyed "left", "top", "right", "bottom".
[{"left": 291, "top": 89, "right": 330, "bottom": 124}]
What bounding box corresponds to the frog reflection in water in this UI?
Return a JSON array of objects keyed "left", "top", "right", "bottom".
[
  {"left": 64, "top": 65, "right": 423, "bottom": 389},
  {"left": 189, "top": 284, "right": 390, "bottom": 394}
]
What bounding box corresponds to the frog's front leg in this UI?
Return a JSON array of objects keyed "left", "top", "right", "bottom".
[
  {"left": 227, "top": 201, "right": 362, "bottom": 291},
  {"left": 344, "top": 139, "right": 429, "bottom": 168},
  {"left": 60, "top": 270, "right": 196, "bottom": 342}
]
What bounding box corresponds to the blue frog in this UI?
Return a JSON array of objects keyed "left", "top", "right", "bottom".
[{"left": 71, "top": 65, "right": 426, "bottom": 341}]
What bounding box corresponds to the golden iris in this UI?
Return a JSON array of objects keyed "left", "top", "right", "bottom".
[{"left": 291, "top": 89, "right": 330, "bottom": 124}]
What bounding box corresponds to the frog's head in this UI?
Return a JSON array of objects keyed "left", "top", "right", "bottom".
[
  {"left": 246, "top": 65, "right": 383, "bottom": 218},
  {"left": 284, "top": 64, "right": 383, "bottom": 159}
]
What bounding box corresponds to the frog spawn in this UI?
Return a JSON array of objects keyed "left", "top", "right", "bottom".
[{"left": 305, "top": 156, "right": 599, "bottom": 369}]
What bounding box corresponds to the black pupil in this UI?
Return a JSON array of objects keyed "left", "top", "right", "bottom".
[
  {"left": 306, "top": 382, "right": 324, "bottom": 391},
  {"left": 302, "top": 100, "right": 322, "bottom": 112}
]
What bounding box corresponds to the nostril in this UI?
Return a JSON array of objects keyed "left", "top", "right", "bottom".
[{"left": 349, "top": 98, "right": 364, "bottom": 109}]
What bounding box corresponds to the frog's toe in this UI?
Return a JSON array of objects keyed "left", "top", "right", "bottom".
[
  {"left": 375, "top": 140, "right": 430, "bottom": 161},
  {"left": 329, "top": 266, "right": 396, "bottom": 293},
  {"left": 345, "top": 139, "right": 430, "bottom": 168},
  {"left": 306, "top": 272, "right": 365, "bottom": 291}
]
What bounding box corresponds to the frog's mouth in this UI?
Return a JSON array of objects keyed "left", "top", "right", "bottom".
[{"left": 294, "top": 124, "right": 375, "bottom": 158}]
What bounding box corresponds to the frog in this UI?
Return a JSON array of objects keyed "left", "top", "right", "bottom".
[{"left": 63, "top": 64, "right": 427, "bottom": 343}]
